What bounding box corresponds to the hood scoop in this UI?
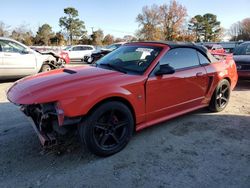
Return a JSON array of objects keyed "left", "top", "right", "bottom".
[{"left": 63, "top": 69, "right": 77, "bottom": 74}]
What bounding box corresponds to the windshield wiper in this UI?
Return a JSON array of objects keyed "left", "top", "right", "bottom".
[{"left": 99, "top": 63, "right": 127, "bottom": 74}]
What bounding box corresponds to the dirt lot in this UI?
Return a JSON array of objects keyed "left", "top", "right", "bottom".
[{"left": 0, "top": 79, "right": 249, "bottom": 188}]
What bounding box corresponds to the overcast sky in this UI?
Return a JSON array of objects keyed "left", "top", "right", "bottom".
[{"left": 0, "top": 0, "right": 249, "bottom": 37}]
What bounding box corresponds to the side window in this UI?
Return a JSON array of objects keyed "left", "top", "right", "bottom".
[
  {"left": 0, "top": 41, "right": 3, "bottom": 52},
  {"left": 87, "top": 47, "right": 93, "bottom": 50},
  {"left": 72, "top": 47, "right": 78, "bottom": 51},
  {"left": 160, "top": 48, "right": 200, "bottom": 69},
  {"left": 197, "top": 52, "right": 210, "bottom": 65},
  {"left": 82, "top": 46, "right": 91, "bottom": 50},
  {"left": 73, "top": 46, "right": 83, "bottom": 51},
  {"left": 246, "top": 44, "right": 250, "bottom": 55},
  {"left": 1, "top": 40, "right": 25, "bottom": 53}
]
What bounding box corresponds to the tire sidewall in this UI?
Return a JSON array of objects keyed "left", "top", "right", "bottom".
[
  {"left": 79, "top": 101, "right": 134, "bottom": 156},
  {"left": 41, "top": 64, "right": 51, "bottom": 72},
  {"left": 210, "top": 79, "right": 231, "bottom": 112}
]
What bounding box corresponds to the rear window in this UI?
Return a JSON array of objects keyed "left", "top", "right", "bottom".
[{"left": 234, "top": 44, "right": 250, "bottom": 55}]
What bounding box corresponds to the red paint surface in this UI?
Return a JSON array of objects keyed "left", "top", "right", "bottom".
[{"left": 7, "top": 42, "right": 238, "bottom": 131}]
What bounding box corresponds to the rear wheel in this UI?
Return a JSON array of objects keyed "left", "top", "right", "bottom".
[
  {"left": 209, "top": 79, "right": 231, "bottom": 112},
  {"left": 78, "top": 101, "right": 134, "bottom": 156}
]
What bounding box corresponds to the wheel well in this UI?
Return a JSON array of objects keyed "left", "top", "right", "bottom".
[
  {"left": 87, "top": 97, "right": 136, "bottom": 131},
  {"left": 39, "top": 63, "right": 51, "bottom": 72},
  {"left": 223, "top": 77, "right": 231, "bottom": 85}
]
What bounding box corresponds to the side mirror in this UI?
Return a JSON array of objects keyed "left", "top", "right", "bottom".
[{"left": 155, "top": 64, "right": 175, "bottom": 76}]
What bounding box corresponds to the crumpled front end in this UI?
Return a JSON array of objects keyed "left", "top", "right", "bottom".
[{"left": 20, "top": 103, "right": 81, "bottom": 147}]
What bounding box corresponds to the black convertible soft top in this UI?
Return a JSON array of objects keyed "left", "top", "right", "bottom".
[{"left": 129, "top": 41, "right": 217, "bottom": 63}]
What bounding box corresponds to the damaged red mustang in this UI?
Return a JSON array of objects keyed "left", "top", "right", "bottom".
[{"left": 7, "top": 42, "right": 238, "bottom": 156}]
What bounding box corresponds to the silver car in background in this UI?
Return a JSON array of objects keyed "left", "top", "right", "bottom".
[{"left": 0, "top": 37, "right": 64, "bottom": 79}]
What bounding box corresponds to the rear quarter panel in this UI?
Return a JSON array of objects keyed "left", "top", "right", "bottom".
[{"left": 203, "top": 55, "right": 238, "bottom": 103}]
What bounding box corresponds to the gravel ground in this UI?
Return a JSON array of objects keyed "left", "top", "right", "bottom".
[{"left": 0, "top": 79, "right": 249, "bottom": 188}]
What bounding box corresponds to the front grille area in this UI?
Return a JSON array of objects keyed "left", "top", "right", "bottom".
[{"left": 236, "top": 63, "right": 250, "bottom": 70}]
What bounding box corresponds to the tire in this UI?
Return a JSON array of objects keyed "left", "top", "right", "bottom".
[
  {"left": 78, "top": 101, "right": 134, "bottom": 156},
  {"left": 209, "top": 79, "right": 231, "bottom": 112},
  {"left": 41, "top": 64, "right": 51, "bottom": 72}
]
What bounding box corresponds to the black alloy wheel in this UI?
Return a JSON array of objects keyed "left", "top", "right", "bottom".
[
  {"left": 209, "top": 79, "right": 231, "bottom": 112},
  {"left": 79, "top": 101, "right": 134, "bottom": 156}
]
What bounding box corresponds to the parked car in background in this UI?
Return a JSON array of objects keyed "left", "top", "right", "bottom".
[
  {"left": 84, "top": 42, "right": 125, "bottom": 64},
  {"left": 31, "top": 47, "right": 70, "bottom": 64},
  {"left": 204, "top": 44, "right": 225, "bottom": 54},
  {"left": 7, "top": 41, "right": 238, "bottom": 156},
  {"left": 63, "top": 45, "right": 95, "bottom": 62},
  {"left": 59, "top": 51, "right": 70, "bottom": 64},
  {"left": 198, "top": 42, "right": 242, "bottom": 54},
  {"left": 220, "top": 42, "right": 242, "bottom": 53},
  {"left": 0, "top": 37, "right": 65, "bottom": 79},
  {"left": 233, "top": 41, "right": 250, "bottom": 79}
]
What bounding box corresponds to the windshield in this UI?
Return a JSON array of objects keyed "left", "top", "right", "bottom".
[
  {"left": 64, "top": 46, "right": 72, "bottom": 50},
  {"left": 96, "top": 45, "right": 162, "bottom": 74},
  {"left": 233, "top": 44, "right": 250, "bottom": 55}
]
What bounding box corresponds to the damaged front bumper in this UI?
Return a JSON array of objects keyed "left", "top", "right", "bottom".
[
  {"left": 26, "top": 116, "right": 57, "bottom": 147},
  {"left": 20, "top": 103, "right": 81, "bottom": 147}
]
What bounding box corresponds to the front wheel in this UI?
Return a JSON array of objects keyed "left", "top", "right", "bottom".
[
  {"left": 209, "top": 79, "right": 231, "bottom": 112},
  {"left": 40, "top": 64, "right": 51, "bottom": 72},
  {"left": 78, "top": 101, "right": 134, "bottom": 156}
]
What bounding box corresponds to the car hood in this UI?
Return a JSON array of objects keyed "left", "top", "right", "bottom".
[
  {"left": 233, "top": 55, "right": 250, "bottom": 64},
  {"left": 7, "top": 65, "right": 126, "bottom": 104}
]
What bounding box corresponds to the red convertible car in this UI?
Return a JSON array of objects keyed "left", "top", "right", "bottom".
[{"left": 7, "top": 42, "right": 238, "bottom": 156}]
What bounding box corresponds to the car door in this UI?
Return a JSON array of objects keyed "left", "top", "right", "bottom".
[
  {"left": 83, "top": 46, "right": 94, "bottom": 57},
  {"left": 0, "top": 39, "right": 37, "bottom": 77},
  {"left": 68, "top": 46, "right": 84, "bottom": 60},
  {"left": 146, "top": 48, "right": 208, "bottom": 122}
]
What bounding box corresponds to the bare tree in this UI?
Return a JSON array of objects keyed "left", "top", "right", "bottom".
[
  {"left": 91, "top": 29, "right": 104, "bottom": 46},
  {"left": 136, "top": 4, "right": 162, "bottom": 40},
  {"left": 229, "top": 22, "right": 242, "bottom": 41},
  {"left": 229, "top": 18, "right": 250, "bottom": 41},
  {"left": 123, "top": 35, "right": 137, "bottom": 42},
  {"left": 0, "top": 21, "right": 10, "bottom": 37},
  {"left": 10, "top": 24, "right": 34, "bottom": 45},
  {"left": 136, "top": 1, "right": 188, "bottom": 41},
  {"left": 241, "top": 18, "right": 250, "bottom": 40},
  {"left": 103, "top": 34, "right": 114, "bottom": 45},
  {"left": 160, "top": 0, "right": 187, "bottom": 41}
]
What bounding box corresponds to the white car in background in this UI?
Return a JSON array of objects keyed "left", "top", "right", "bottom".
[
  {"left": 63, "top": 45, "right": 95, "bottom": 62},
  {"left": 0, "top": 37, "right": 65, "bottom": 79}
]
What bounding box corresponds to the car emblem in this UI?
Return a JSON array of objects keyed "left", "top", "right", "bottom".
[{"left": 236, "top": 65, "right": 242, "bottom": 70}]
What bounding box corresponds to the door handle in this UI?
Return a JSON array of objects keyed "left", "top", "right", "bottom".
[{"left": 196, "top": 72, "right": 203, "bottom": 77}]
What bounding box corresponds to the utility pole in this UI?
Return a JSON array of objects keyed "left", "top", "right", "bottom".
[{"left": 91, "top": 27, "right": 94, "bottom": 34}]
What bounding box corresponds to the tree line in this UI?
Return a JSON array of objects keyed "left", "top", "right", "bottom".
[
  {"left": 0, "top": 7, "right": 135, "bottom": 46},
  {"left": 0, "top": 1, "right": 250, "bottom": 46},
  {"left": 136, "top": 1, "right": 223, "bottom": 42},
  {"left": 229, "top": 18, "right": 250, "bottom": 41}
]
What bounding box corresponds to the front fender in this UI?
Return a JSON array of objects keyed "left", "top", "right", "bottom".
[{"left": 58, "top": 84, "right": 146, "bottom": 124}]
